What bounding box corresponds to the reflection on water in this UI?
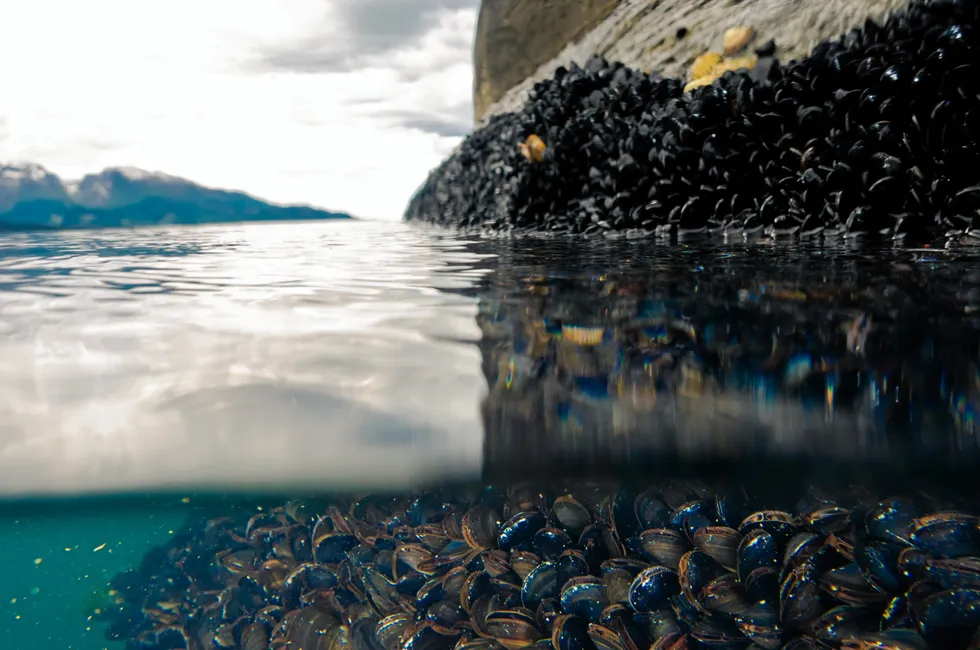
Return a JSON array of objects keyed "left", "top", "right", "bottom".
[
  {"left": 0, "top": 221, "right": 488, "bottom": 495},
  {"left": 1, "top": 221, "right": 980, "bottom": 496},
  {"left": 473, "top": 239, "right": 980, "bottom": 482}
]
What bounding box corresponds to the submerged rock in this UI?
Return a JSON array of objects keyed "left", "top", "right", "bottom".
[{"left": 405, "top": 0, "right": 980, "bottom": 242}]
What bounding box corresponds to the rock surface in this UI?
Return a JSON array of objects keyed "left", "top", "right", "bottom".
[
  {"left": 473, "top": 0, "right": 619, "bottom": 122},
  {"left": 476, "top": 0, "right": 912, "bottom": 123}
]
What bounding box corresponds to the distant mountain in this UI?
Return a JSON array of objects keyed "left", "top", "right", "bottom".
[{"left": 0, "top": 163, "right": 353, "bottom": 230}]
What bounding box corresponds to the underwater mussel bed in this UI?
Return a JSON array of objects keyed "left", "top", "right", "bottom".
[
  {"left": 97, "top": 482, "right": 980, "bottom": 650},
  {"left": 405, "top": 0, "right": 980, "bottom": 241}
]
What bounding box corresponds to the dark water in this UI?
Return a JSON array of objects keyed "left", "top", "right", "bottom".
[{"left": 2, "top": 220, "right": 980, "bottom": 648}]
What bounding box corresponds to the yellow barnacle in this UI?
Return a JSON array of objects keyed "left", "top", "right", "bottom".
[
  {"left": 684, "top": 76, "right": 717, "bottom": 93},
  {"left": 723, "top": 26, "right": 755, "bottom": 56},
  {"left": 690, "top": 51, "right": 724, "bottom": 80},
  {"left": 518, "top": 133, "right": 547, "bottom": 163},
  {"left": 714, "top": 54, "right": 759, "bottom": 75}
]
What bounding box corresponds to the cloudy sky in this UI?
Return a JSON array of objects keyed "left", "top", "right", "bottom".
[{"left": 0, "top": 0, "right": 479, "bottom": 220}]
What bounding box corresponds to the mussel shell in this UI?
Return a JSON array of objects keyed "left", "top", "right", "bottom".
[
  {"left": 553, "top": 496, "right": 593, "bottom": 535},
  {"left": 376, "top": 613, "right": 413, "bottom": 650},
  {"left": 635, "top": 489, "right": 670, "bottom": 530},
  {"left": 865, "top": 498, "right": 920, "bottom": 547},
  {"left": 639, "top": 529, "right": 688, "bottom": 570},
  {"left": 700, "top": 573, "right": 750, "bottom": 618},
  {"left": 881, "top": 595, "right": 914, "bottom": 630},
  {"left": 678, "top": 550, "right": 722, "bottom": 615},
  {"left": 688, "top": 618, "right": 746, "bottom": 649},
  {"left": 586, "top": 623, "right": 628, "bottom": 650},
  {"left": 499, "top": 511, "right": 547, "bottom": 551},
  {"left": 283, "top": 607, "right": 343, "bottom": 650},
  {"left": 738, "top": 511, "right": 797, "bottom": 541},
  {"left": 522, "top": 561, "right": 559, "bottom": 611},
  {"left": 463, "top": 506, "right": 502, "bottom": 550},
  {"left": 552, "top": 614, "right": 597, "bottom": 650},
  {"left": 922, "top": 556, "right": 980, "bottom": 591},
  {"left": 560, "top": 577, "right": 609, "bottom": 624},
  {"left": 405, "top": 623, "right": 464, "bottom": 650},
  {"left": 838, "top": 628, "right": 929, "bottom": 649},
  {"left": 511, "top": 551, "right": 544, "bottom": 582},
  {"left": 809, "top": 605, "right": 880, "bottom": 644},
  {"left": 603, "top": 569, "right": 636, "bottom": 607},
  {"left": 780, "top": 561, "right": 825, "bottom": 631},
  {"left": 627, "top": 566, "right": 681, "bottom": 613},
  {"left": 535, "top": 528, "right": 574, "bottom": 561},
  {"left": 855, "top": 541, "right": 902, "bottom": 593},
  {"left": 351, "top": 616, "right": 387, "bottom": 650},
  {"left": 910, "top": 513, "right": 980, "bottom": 558},
  {"left": 394, "top": 544, "right": 437, "bottom": 579},
  {"left": 737, "top": 529, "right": 778, "bottom": 584},
  {"left": 314, "top": 533, "right": 360, "bottom": 565},
  {"left": 558, "top": 550, "right": 591, "bottom": 591},
  {"left": 804, "top": 506, "right": 851, "bottom": 534},
  {"left": 819, "top": 563, "right": 888, "bottom": 606},
  {"left": 671, "top": 500, "right": 715, "bottom": 539},
  {"left": 914, "top": 588, "right": 980, "bottom": 649},
  {"left": 734, "top": 602, "right": 781, "bottom": 649},
  {"left": 781, "top": 532, "right": 824, "bottom": 582},
  {"left": 693, "top": 527, "right": 741, "bottom": 571}
]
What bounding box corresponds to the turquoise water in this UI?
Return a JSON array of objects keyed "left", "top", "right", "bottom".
[
  {"left": 2, "top": 221, "right": 980, "bottom": 648},
  {"left": 1, "top": 497, "right": 187, "bottom": 650}
]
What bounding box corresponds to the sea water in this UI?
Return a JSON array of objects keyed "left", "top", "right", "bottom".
[{"left": 2, "top": 220, "right": 979, "bottom": 649}]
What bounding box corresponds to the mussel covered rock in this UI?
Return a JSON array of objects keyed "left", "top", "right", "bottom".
[
  {"left": 97, "top": 481, "right": 980, "bottom": 650},
  {"left": 406, "top": 0, "right": 980, "bottom": 243}
]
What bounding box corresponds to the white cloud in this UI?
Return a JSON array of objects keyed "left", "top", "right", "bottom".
[{"left": 0, "top": 0, "right": 477, "bottom": 220}]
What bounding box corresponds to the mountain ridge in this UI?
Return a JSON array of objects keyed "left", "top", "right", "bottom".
[{"left": 0, "top": 162, "right": 353, "bottom": 230}]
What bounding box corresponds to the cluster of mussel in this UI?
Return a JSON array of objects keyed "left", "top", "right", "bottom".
[
  {"left": 96, "top": 481, "right": 980, "bottom": 650},
  {"left": 405, "top": 0, "right": 980, "bottom": 241}
]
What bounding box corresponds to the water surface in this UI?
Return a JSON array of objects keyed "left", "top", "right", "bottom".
[{"left": 2, "top": 221, "right": 980, "bottom": 497}]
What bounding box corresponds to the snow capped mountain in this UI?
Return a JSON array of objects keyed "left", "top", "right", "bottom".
[
  {"left": 0, "top": 162, "right": 353, "bottom": 230},
  {"left": 0, "top": 162, "right": 71, "bottom": 211}
]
